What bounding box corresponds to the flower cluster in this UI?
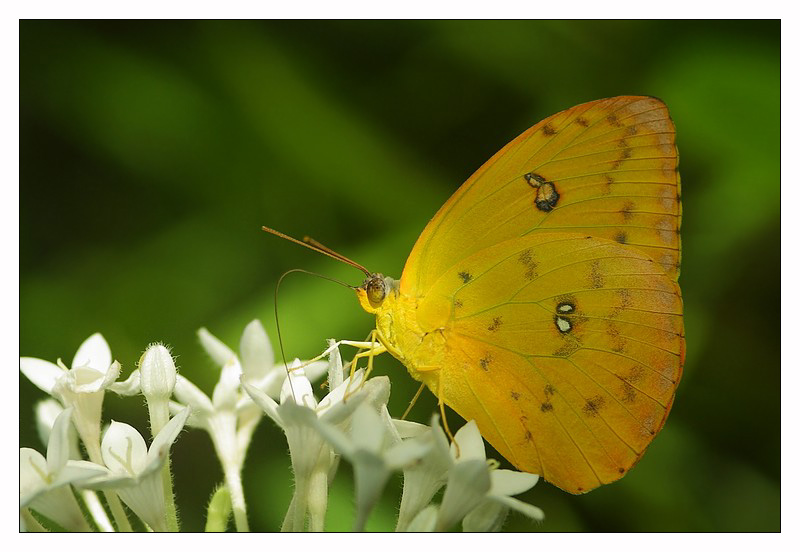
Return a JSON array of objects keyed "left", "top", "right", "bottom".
[{"left": 20, "top": 323, "right": 544, "bottom": 532}]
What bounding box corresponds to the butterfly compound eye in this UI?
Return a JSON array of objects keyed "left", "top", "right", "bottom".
[{"left": 366, "top": 276, "right": 387, "bottom": 307}]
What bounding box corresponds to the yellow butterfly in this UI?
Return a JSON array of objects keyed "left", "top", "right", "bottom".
[{"left": 275, "top": 96, "right": 684, "bottom": 494}]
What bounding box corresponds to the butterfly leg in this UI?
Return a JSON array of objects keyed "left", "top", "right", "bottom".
[
  {"left": 400, "top": 382, "right": 426, "bottom": 420},
  {"left": 341, "top": 330, "right": 387, "bottom": 400},
  {"left": 413, "top": 364, "right": 459, "bottom": 455}
]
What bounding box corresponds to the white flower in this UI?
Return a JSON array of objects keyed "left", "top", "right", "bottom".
[
  {"left": 314, "top": 402, "right": 430, "bottom": 531},
  {"left": 393, "top": 416, "right": 452, "bottom": 531},
  {"left": 243, "top": 347, "right": 390, "bottom": 532},
  {"left": 20, "top": 333, "right": 129, "bottom": 462},
  {"left": 79, "top": 407, "right": 191, "bottom": 532},
  {"left": 393, "top": 418, "right": 543, "bottom": 532},
  {"left": 35, "top": 399, "right": 81, "bottom": 460},
  {"left": 168, "top": 320, "right": 326, "bottom": 532},
  {"left": 20, "top": 407, "right": 108, "bottom": 531},
  {"left": 173, "top": 321, "right": 328, "bottom": 473},
  {"left": 436, "top": 421, "right": 544, "bottom": 532}
]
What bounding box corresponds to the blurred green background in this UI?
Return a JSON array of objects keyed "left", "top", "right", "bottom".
[{"left": 19, "top": 20, "right": 779, "bottom": 532}]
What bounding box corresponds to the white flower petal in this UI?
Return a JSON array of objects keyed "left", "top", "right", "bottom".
[
  {"left": 27, "top": 483, "right": 90, "bottom": 532},
  {"left": 34, "top": 399, "right": 64, "bottom": 447},
  {"left": 46, "top": 408, "right": 73, "bottom": 475},
  {"left": 452, "top": 420, "right": 486, "bottom": 462},
  {"left": 19, "top": 448, "right": 48, "bottom": 505},
  {"left": 102, "top": 421, "right": 148, "bottom": 476},
  {"left": 242, "top": 381, "right": 282, "bottom": 427},
  {"left": 72, "top": 333, "right": 112, "bottom": 372},
  {"left": 489, "top": 469, "right": 539, "bottom": 497},
  {"left": 108, "top": 369, "right": 141, "bottom": 396},
  {"left": 115, "top": 470, "right": 167, "bottom": 531},
  {"left": 463, "top": 499, "right": 508, "bottom": 532},
  {"left": 280, "top": 364, "right": 316, "bottom": 408},
  {"left": 69, "top": 365, "right": 107, "bottom": 393},
  {"left": 212, "top": 357, "right": 243, "bottom": 410},
  {"left": 405, "top": 504, "right": 438, "bottom": 532},
  {"left": 436, "top": 459, "right": 491, "bottom": 531},
  {"left": 385, "top": 438, "right": 432, "bottom": 470},
  {"left": 20, "top": 357, "right": 65, "bottom": 394},
  {"left": 99, "top": 361, "right": 122, "bottom": 389},
  {"left": 239, "top": 319, "right": 274, "bottom": 382},
  {"left": 145, "top": 407, "right": 191, "bottom": 473},
  {"left": 351, "top": 450, "right": 391, "bottom": 531},
  {"left": 174, "top": 375, "right": 214, "bottom": 414},
  {"left": 317, "top": 368, "right": 364, "bottom": 409},
  {"left": 491, "top": 495, "right": 545, "bottom": 522},
  {"left": 311, "top": 416, "right": 355, "bottom": 457},
  {"left": 53, "top": 460, "right": 109, "bottom": 487},
  {"left": 350, "top": 404, "right": 384, "bottom": 455},
  {"left": 197, "top": 327, "right": 235, "bottom": 367},
  {"left": 393, "top": 419, "right": 430, "bottom": 439},
  {"left": 326, "top": 342, "right": 344, "bottom": 391}
]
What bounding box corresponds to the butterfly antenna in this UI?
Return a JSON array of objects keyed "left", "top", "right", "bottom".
[
  {"left": 262, "top": 226, "right": 371, "bottom": 277},
  {"left": 274, "top": 268, "right": 357, "bottom": 400}
]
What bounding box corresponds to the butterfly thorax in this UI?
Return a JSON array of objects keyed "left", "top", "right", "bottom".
[{"left": 355, "top": 274, "right": 447, "bottom": 387}]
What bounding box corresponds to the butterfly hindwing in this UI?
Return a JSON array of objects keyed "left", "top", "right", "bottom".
[{"left": 414, "top": 232, "right": 684, "bottom": 493}]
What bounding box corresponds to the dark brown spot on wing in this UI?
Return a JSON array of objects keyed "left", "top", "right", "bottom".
[
  {"left": 583, "top": 395, "right": 606, "bottom": 417},
  {"left": 544, "top": 384, "right": 556, "bottom": 397},
  {"left": 488, "top": 316, "right": 503, "bottom": 332},
  {"left": 624, "top": 365, "right": 645, "bottom": 384},
  {"left": 620, "top": 381, "right": 636, "bottom": 403},
  {"left": 542, "top": 123, "right": 557, "bottom": 136},
  {"left": 524, "top": 172, "right": 560, "bottom": 212},
  {"left": 454, "top": 299, "right": 463, "bottom": 309},
  {"left": 589, "top": 260, "right": 605, "bottom": 289},
  {"left": 479, "top": 354, "right": 492, "bottom": 371},
  {"left": 614, "top": 231, "right": 628, "bottom": 244},
  {"left": 603, "top": 174, "right": 614, "bottom": 195},
  {"left": 510, "top": 390, "right": 521, "bottom": 401},
  {"left": 540, "top": 402, "right": 553, "bottom": 412},
  {"left": 607, "top": 322, "right": 626, "bottom": 353},
  {"left": 458, "top": 271, "right": 472, "bottom": 284},
  {"left": 607, "top": 114, "right": 623, "bottom": 127},
  {"left": 620, "top": 201, "right": 635, "bottom": 221},
  {"left": 575, "top": 116, "right": 589, "bottom": 127},
  {"left": 524, "top": 430, "right": 533, "bottom": 442},
  {"left": 519, "top": 248, "right": 538, "bottom": 280}
]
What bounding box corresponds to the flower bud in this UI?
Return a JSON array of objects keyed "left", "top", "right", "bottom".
[{"left": 139, "top": 344, "right": 177, "bottom": 400}]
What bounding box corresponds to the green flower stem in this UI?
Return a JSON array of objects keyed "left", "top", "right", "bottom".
[
  {"left": 83, "top": 439, "right": 133, "bottom": 532},
  {"left": 205, "top": 485, "right": 232, "bottom": 532},
  {"left": 21, "top": 509, "right": 48, "bottom": 532},
  {"left": 307, "top": 457, "right": 329, "bottom": 532},
  {"left": 291, "top": 478, "right": 309, "bottom": 532},
  {"left": 105, "top": 490, "right": 134, "bottom": 532},
  {"left": 223, "top": 466, "right": 249, "bottom": 532},
  {"left": 207, "top": 412, "right": 250, "bottom": 532},
  {"left": 81, "top": 490, "right": 114, "bottom": 532},
  {"left": 147, "top": 399, "right": 179, "bottom": 532},
  {"left": 281, "top": 495, "right": 296, "bottom": 532}
]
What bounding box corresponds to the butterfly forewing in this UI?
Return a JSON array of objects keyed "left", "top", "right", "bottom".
[{"left": 401, "top": 96, "right": 681, "bottom": 296}]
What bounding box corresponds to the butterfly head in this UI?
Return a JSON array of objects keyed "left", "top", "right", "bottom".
[{"left": 356, "top": 273, "right": 397, "bottom": 313}]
